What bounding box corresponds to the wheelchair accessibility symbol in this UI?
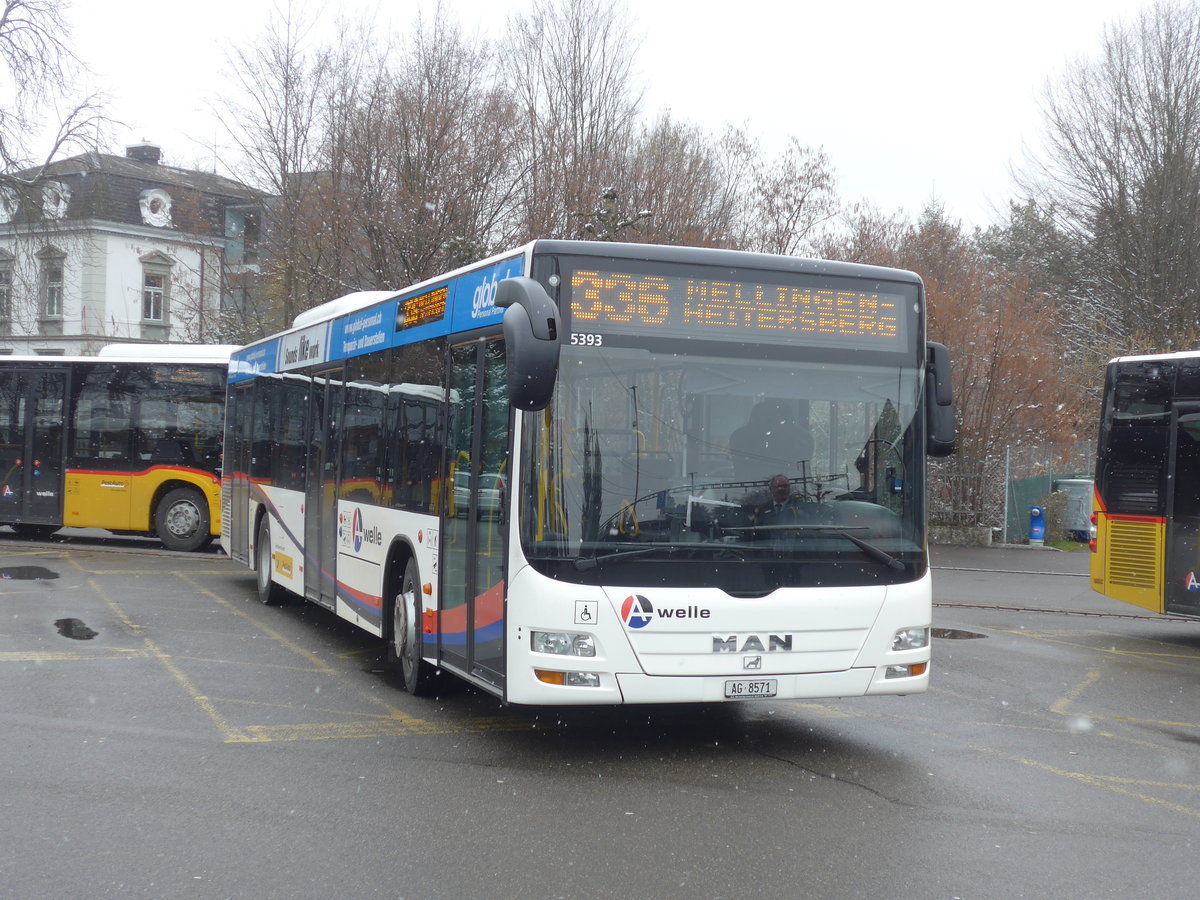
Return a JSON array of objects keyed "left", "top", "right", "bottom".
[{"left": 575, "top": 600, "right": 598, "bottom": 625}]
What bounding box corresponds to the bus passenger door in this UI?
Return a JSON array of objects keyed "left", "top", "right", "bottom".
[
  {"left": 225, "top": 383, "right": 253, "bottom": 564},
  {"left": 441, "top": 339, "right": 509, "bottom": 689},
  {"left": 305, "top": 369, "right": 343, "bottom": 609},
  {"left": 1165, "top": 404, "right": 1200, "bottom": 615},
  {"left": 0, "top": 368, "right": 67, "bottom": 526}
]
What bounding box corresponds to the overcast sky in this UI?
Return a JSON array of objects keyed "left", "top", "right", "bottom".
[{"left": 68, "top": 0, "right": 1150, "bottom": 229}]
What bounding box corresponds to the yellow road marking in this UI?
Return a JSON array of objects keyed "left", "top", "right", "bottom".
[
  {"left": 8, "top": 564, "right": 528, "bottom": 743},
  {"left": 236, "top": 716, "right": 531, "bottom": 743},
  {"left": 91, "top": 577, "right": 259, "bottom": 743},
  {"left": 782, "top": 702, "right": 862, "bottom": 718},
  {"left": 176, "top": 573, "right": 336, "bottom": 676},
  {"left": 994, "top": 627, "right": 1200, "bottom": 666},
  {"left": 1050, "top": 666, "right": 1102, "bottom": 716},
  {"left": 1112, "top": 715, "right": 1200, "bottom": 731},
  {"left": 972, "top": 744, "right": 1200, "bottom": 819},
  {"left": 174, "top": 572, "right": 523, "bottom": 739},
  {"left": 0, "top": 649, "right": 146, "bottom": 662}
]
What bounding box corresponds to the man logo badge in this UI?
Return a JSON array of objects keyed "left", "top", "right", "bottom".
[{"left": 744, "top": 656, "right": 763, "bottom": 670}]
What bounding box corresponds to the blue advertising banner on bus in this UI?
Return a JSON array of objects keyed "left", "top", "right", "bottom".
[{"left": 230, "top": 254, "right": 524, "bottom": 383}]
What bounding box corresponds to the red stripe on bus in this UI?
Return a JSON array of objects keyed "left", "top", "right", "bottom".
[{"left": 67, "top": 465, "right": 218, "bottom": 483}]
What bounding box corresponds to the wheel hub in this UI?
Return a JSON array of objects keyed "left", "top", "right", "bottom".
[{"left": 166, "top": 501, "right": 200, "bottom": 537}]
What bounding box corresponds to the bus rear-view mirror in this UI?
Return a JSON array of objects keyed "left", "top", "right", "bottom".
[
  {"left": 926, "top": 341, "right": 956, "bottom": 457},
  {"left": 496, "top": 277, "right": 563, "bottom": 411}
]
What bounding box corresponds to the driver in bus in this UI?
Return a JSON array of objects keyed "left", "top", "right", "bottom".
[{"left": 754, "top": 474, "right": 802, "bottom": 526}]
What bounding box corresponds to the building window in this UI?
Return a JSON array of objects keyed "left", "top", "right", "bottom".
[
  {"left": 36, "top": 246, "right": 66, "bottom": 334},
  {"left": 44, "top": 264, "right": 63, "bottom": 317},
  {"left": 0, "top": 258, "right": 11, "bottom": 320},
  {"left": 0, "top": 257, "right": 11, "bottom": 337},
  {"left": 143, "top": 273, "right": 164, "bottom": 321},
  {"left": 138, "top": 252, "right": 173, "bottom": 340}
]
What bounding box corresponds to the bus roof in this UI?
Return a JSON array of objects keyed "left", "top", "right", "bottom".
[
  {"left": 1109, "top": 349, "right": 1200, "bottom": 365},
  {"left": 291, "top": 292, "right": 406, "bottom": 331},
  {"left": 280, "top": 240, "right": 924, "bottom": 336},
  {"left": 98, "top": 343, "right": 240, "bottom": 361}
]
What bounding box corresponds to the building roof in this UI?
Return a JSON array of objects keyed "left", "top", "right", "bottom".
[
  {"left": 4, "top": 146, "right": 268, "bottom": 236},
  {"left": 30, "top": 150, "right": 266, "bottom": 202}
]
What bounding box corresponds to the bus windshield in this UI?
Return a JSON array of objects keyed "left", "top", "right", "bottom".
[{"left": 519, "top": 343, "right": 925, "bottom": 592}]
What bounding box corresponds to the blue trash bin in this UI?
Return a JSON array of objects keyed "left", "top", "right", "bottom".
[{"left": 1029, "top": 506, "right": 1046, "bottom": 546}]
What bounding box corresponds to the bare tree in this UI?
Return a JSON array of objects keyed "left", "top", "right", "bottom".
[
  {"left": 823, "top": 203, "right": 1086, "bottom": 524},
  {"left": 0, "top": 0, "right": 106, "bottom": 177},
  {"left": 502, "top": 0, "right": 642, "bottom": 238},
  {"left": 1018, "top": 0, "right": 1200, "bottom": 354},
  {"left": 815, "top": 202, "right": 908, "bottom": 265},
  {"left": 216, "top": 2, "right": 343, "bottom": 336},
  {"left": 568, "top": 116, "right": 725, "bottom": 246},
  {"left": 340, "top": 6, "right": 522, "bottom": 286},
  {"left": 220, "top": 4, "right": 527, "bottom": 330},
  {"left": 739, "top": 137, "right": 838, "bottom": 256}
]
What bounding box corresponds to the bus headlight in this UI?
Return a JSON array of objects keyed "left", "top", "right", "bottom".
[
  {"left": 891, "top": 626, "right": 929, "bottom": 651},
  {"left": 531, "top": 631, "right": 596, "bottom": 657}
]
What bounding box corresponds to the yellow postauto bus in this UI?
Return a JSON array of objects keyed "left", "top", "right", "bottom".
[
  {"left": 1092, "top": 349, "right": 1200, "bottom": 616},
  {"left": 0, "top": 343, "right": 235, "bottom": 551}
]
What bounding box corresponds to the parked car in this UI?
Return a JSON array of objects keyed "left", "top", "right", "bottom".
[{"left": 453, "top": 471, "right": 505, "bottom": 520}]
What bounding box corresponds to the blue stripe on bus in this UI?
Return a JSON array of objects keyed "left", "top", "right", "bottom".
[
  {"left": 229, "top": 255, "right": 524, "bottom": 381},
  {"left": 436, "top": 619, "right": 503, "bottom": 647}
]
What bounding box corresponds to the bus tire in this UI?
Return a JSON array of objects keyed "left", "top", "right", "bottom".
[
  {"left": 155, "top": 487, "right": 212, "bottom": 552},
  {"left": 389, "top": 558, "right": 436, "bottom": 695},
  {"left": 255, "top": 515, "right": 287, "bottom": 605}
]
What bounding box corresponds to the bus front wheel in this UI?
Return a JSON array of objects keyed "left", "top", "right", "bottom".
[
  {"left": 155, "top": 487, "right": 212, "bottom": 552},
  {"left": 389, "top": 558, "right": 436, "bottom": 695}
]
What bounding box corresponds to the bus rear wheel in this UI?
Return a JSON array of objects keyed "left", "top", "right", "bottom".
[
  {"left": 255, "top": 515, "right": 287, "bottom": 605},
  {"left": 155, "top": 487, "right": 212, "bottom": 552},
  {"left": 389, "top": 558, "right": 436, "bottom": 695}
]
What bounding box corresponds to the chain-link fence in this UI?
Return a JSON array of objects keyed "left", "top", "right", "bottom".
[{"left": 928, "top": 441, "right": 1095, "bottom": 543}]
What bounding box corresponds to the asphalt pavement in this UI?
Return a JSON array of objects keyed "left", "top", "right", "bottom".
[{"left": 931, "top": 541, "right": 1091, "bottom": 576}]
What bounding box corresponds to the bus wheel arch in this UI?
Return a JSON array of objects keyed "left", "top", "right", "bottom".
[
  {"left": 153, "top": 483, "right": 212, "bottom": 552},
  {"left": 385, "top": 542, "right": 437, "bottom": 695}
]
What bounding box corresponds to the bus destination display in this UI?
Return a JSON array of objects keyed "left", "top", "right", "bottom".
[
  {"left": 396, "top": 285, "right": 448, "bottom": 331},
  {"left": 568, "top": 268, "right": 909, "bottom": 350}
]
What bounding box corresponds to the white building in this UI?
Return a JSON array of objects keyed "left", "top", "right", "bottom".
[{"left": 0, "top": 143, "right": 265, "bottom": 354}]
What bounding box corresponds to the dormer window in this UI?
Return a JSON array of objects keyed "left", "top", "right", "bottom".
[
  {"left": 42, "top": 181, "right": 70, "bottom": 219},
  {"left": 0, "top": 185, "right": 18, "bottom": 224},
  {"left": 138, "top": 188, "right": 173, "bottom": 228}
]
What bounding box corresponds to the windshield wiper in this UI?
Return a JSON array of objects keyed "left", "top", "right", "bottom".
[
  {"left": 833, "top": 530, "right": 905, "bottom": 571},
  {"left": 573, "top": 542, "right": 746, "bottom": 571},
  {"left": 732, "top": 524, "right": 905, "bottom": 571}
]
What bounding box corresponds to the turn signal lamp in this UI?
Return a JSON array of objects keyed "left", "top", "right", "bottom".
[
  {"left": 885, "top": 662, "right": 928, "bottom": 679},
  {"left": 534, "top": 669, "right": 601, "bottom": 687}
]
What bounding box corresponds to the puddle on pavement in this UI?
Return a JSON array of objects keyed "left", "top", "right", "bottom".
[
  {"left": 54, "top": 618, "right": 98, "bottom": 640},
  {"left": 0, "top": 566, "right": 59, "bottom": 580},
  {"left": 933, "top": 628, "right": 987, "bottom": 640}
]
